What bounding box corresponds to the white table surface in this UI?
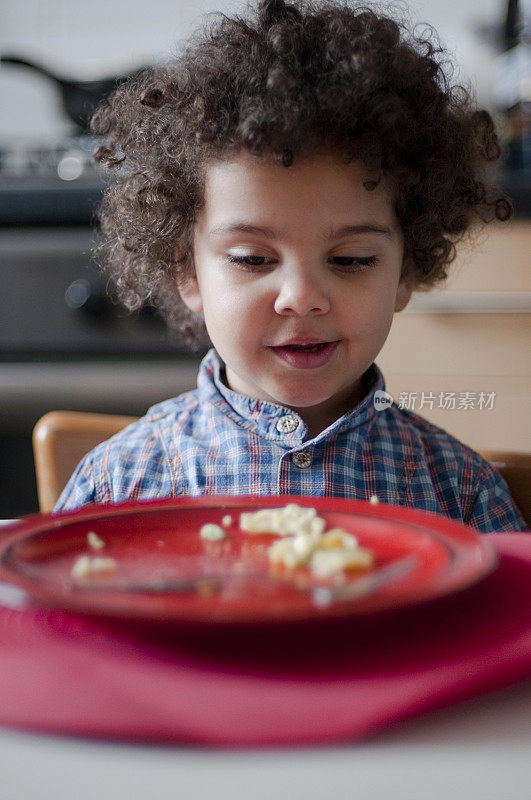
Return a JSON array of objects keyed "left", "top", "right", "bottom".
[
  {"left": 1, "top": 521, "right": 529, "bottom": 800},
  {"left": 1, "top": 677, "right": 529, "bottom": 800}
]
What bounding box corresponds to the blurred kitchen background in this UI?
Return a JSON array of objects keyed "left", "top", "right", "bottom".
[{"left": 1, "top": 0, "right": 530, "bottom": 517}]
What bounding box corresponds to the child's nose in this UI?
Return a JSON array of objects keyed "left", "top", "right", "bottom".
[{"left": 273, "top": 266, "right": 330, "bottom": 316}]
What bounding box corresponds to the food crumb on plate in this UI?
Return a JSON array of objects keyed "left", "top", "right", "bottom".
[
  {"left": 318, "top": 529, "right": 359, "bottom": 549},
  {"left": 199, "top": 523, "right": 226, "bottom": 541},
  {"left": 240, "top": 503, "right": 326, "bottom": 537},
  {"left": 87, "top": 531, "right": 105, "bottom": 550},
  {"left": 310, "top": 547, "right": 374, "bottom": 579},
  {"left": 71, "top": 555, "right": 117, "bottom": 581},
  {"left": 221, "top": 515, "right": 233, "bottom": 527}
]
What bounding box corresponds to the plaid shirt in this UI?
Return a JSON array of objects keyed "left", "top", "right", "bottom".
[{"left": 55, "top": 349, "right": 526, "bottom": 532}]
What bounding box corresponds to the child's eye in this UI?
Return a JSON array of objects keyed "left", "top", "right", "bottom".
[
  {"left": 328, "top": 256, "right": 377, "bottom": 272},
  {"left": 226, "top": 255, "right": 274, "bottom": 269}
]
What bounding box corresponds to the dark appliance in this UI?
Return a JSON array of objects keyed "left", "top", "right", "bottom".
[{"left": 0, "top": 71, "right": 203, "bottom": 517}]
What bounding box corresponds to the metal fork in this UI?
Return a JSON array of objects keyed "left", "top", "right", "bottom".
[
  {"left": 310, "top": 555, "right": 418, "bottom": 607},
  {"left": 70, "top": 555, "right": 417, "bottom": 603}
]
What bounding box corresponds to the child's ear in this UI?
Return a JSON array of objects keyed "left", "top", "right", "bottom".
[
  {"left": 394, "top": 262, "right": 415, "bottom": 313},
  {"left": 178, "top": 275, "right": 203, "bottom": 314}
]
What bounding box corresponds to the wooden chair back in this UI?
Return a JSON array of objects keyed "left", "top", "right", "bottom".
[
  {"left": 480, "top": 451, "right": 531, "bottom": 529},
  {"left": 33, "top": 411, "right": 137, "bottom": 512}
]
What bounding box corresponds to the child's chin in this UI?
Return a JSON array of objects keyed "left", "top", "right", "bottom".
[{"left": 271, "top": 389, "right": 334, "bottom": 411}]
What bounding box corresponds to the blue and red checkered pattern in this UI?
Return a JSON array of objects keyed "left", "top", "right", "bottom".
[{"left": 55, "top": 350, "right": 526, "bottom": 533}]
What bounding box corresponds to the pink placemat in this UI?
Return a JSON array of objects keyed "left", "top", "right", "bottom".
[{"left": 0, "top": 533, "right": 529, "bottom": 746}]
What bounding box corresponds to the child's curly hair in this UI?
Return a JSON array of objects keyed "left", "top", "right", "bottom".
[{"left": 91, "top": 0, "right": 511, "bottom": 348}]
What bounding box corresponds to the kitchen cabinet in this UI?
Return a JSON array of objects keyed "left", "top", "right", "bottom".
[{"left": 379, "top": 221, "right": 531, "bottom": 453}]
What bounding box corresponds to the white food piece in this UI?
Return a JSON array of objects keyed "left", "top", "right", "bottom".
[
  {"left": 199, "top": 523, "right": 226, "bottom": 541},
  {"left": 221, "top": 515, "right": 233, "bottom": 527},
  {"left": 240, "top": 503, "right": 374, "bottom": 580},
  {"left": 369, "top": 495, "right": 380, "bottom": 505},
  {"left": 240, "top": 503, "right": 326, "bottom": 537},
  {"left": 86, "top": 531, "right": 105, "bottom": 551},
  {"left": 71, "top": 555, "right": 117, "bottom": 580},
  {"left": 316, "top": 529, "right": 358, "bottom": 550},
  {"left": 268, "top": 530, "right": 322, "bottom": 568},
  {"left": 310, "top": 547, "right": 374, "bottom": 579}
]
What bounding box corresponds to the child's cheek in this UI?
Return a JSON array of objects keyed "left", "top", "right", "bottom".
[
  {"left": 202, "top": 283, "right": 254, "bottom": 341},
  {"left": 348, "top": 293, "right": 398, "bottom": 344}
]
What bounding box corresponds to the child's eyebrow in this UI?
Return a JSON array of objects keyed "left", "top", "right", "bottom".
[
  {"left": 208, "top": 222, "right": 393, "bottom": 240},
  {"left": 324, "top": 224, "right": 393, "bottom": 240}
]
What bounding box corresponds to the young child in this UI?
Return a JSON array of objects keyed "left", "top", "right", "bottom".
[{"left": 55, "top": 0, "right": 526, "bottom": 532}]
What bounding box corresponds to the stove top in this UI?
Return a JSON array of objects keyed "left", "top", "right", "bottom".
[
  {"left": 0, "top": 136, "right": 105, "bottom": 225},
  {"left": 1, "top": 137, "right": 529, "bottom": 225}
]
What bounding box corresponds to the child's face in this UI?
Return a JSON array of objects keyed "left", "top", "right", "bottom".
[{"left": 180, "top": 150, "right": 413, "bottom": 436}]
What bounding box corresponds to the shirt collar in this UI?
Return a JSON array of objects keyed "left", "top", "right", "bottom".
[{"left": 197, "top": 348, "right": 386, "bottom": 445}]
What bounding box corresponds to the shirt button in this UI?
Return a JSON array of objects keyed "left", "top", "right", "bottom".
[
  {"left": 276, "top": 414, "right": 299, "bottom": 434},
  {"left": 292, "top": 451, "right": 312, "bottom": 468}
]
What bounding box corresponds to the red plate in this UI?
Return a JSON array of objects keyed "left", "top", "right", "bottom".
[{"left": 0, "top": 496, "right": 497, "bottom": 625}]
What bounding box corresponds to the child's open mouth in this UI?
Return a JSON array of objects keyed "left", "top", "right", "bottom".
[{"left": 269, "top": 341, "right": 339, "bottom": 369}]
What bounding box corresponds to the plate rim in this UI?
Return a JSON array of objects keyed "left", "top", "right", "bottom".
[{"left": 0, "top": 496, "right": 499, "bottom": 625}]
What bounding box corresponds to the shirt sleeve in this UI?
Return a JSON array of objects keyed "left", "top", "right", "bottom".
[
  {"left": 465, "top": 461, "right": 528, "bottom": 533},
  {"left": 53, "top": 452, "right": 98, "bottom": 513}
]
